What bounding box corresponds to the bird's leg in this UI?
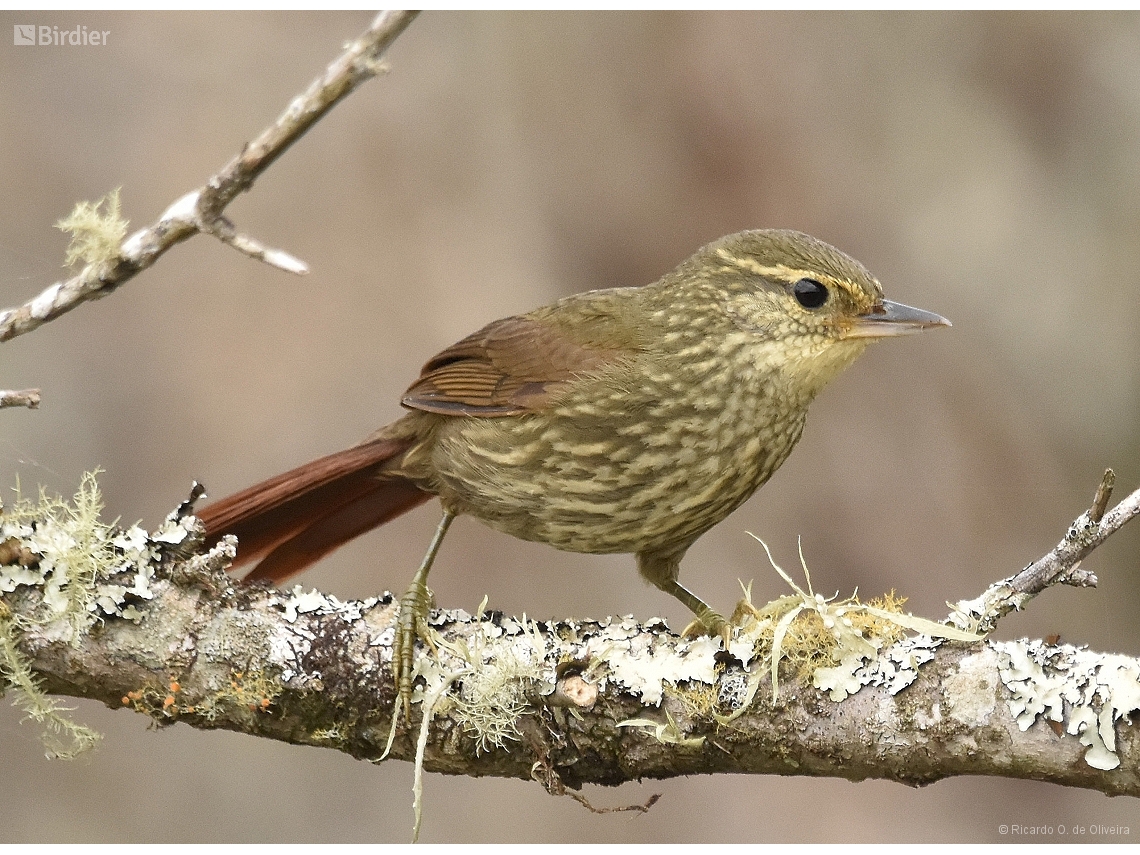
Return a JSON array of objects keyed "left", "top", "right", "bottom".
[
  {"left": 395, "top": 509, "right": 455, "bottom": 718},
  {"left": 637, "top": 549, "right": 729, "bottom": 642},
  {"left": 669, "top": 580, "right": 731, "bottom": 642}
]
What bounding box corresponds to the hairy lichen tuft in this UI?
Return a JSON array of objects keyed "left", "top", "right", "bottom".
[
  {"left": 718, "top": 536, "right": 982, "bottom": 720},
  {"left": 0, "top": 602, "right": 101, "bottom": 758},
  {"left": 55, "top": 187, "right": 128, "bottom": 269},
  {"left": 0, "top": 471, "right": 184, "bottom": 758}
]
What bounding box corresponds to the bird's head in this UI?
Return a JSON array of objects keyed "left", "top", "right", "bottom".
[{"left": 679, "top": 229, "right": 950, "bottom": 401}]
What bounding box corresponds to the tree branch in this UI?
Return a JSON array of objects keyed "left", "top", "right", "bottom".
[
  {"left": 950, "top": 470, "right": 1140, "bottom": 634},
  {"left": 0, "top": 10, "right": 419, "bottom": 344},
  {"left": 0, "top": 389, "right": 41, "bottom": 410},
  {"left": 2, "top": 474, "right": 1138, "bottom": 799}
]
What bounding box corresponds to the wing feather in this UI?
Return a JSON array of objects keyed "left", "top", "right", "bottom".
[{"left": 402, "top": 309, "right": 633, "bottom": 417}]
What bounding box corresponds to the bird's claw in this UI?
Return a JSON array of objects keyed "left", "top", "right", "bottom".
[{"left": 681, "top": 607, "right": 731, "bottom": 647}]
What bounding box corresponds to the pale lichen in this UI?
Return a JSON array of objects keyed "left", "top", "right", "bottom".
[
  {"left": 722, "top": 537, "right": 982, "bottom": 712},
  {"left": 451, "top": 618, "right": 549, "bottom": 752},
  {"left": 0, "top": 473, "right": 160, "bottom": 633},
  {"left": 55, "top": 187, "right": 128, "bottom": 269},
  {"left": 855, "top": 635, "right": 941, "bottom": 696},
  {"left": 0, "top": 472, "right": 185, "bottom": 757},
  {"left": 0, "top": 602, "right": 101, "bottom": 759},
  {"left": 996, "top": 639, "right": 1140, "bottom": 771},
  {"left": 391, "top": 608, "right": 559, "bottom": 842},
  {"left": 408, "top": 612, "right": 554, "bottom": 754},
  {"left": 279, "top": 584, "right": 381, "bottom": 624},
  {"left": 601, "top": 621, "right": 720, "bottom": 706},
  {"left": 2, "top": 473, "right": 110, "bottom": 640}
]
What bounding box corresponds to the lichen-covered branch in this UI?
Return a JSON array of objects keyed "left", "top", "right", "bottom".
[
  {"left": 0, "top": 10, "right": 418, "bottom": 344},
  {"left": 4, "top": 565, "right": 1139, "bottom": 795},
  {"left": 1, "top": 476, "right": 1138, "bottom": 798}
]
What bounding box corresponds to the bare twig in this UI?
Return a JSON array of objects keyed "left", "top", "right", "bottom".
[
  {"left": 951, "top": 470, "right": 1140, "bottom": 633},
  {"left": 0, "top": 10, "right": 419, "bottom": 344},
  {"left": 199, "top": 216, "right": 309, "bottom": 275},
  {"left": 564, "top": 789, "right": 660, "bottom": 816},
  {"left": 1090, "top": 467, "right": 1115, "bottom": 523},
  {"left": 0, "top": 389, "right": 41, "bottom": 409}
]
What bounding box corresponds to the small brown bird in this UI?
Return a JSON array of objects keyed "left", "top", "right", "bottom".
[{"left": 197, "top": 229, "right": 948, "bottom": 710}]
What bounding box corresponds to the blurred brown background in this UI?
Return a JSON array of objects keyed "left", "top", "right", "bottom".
[{"left": 2, "top": 10, "right": 1138, "bottom": 843}]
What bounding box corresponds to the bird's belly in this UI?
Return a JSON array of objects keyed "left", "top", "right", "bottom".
[{"left": 429, "top": 397, "right": 805, "bottom": 556}]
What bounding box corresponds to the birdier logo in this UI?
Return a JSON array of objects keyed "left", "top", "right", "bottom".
[{"left": 13, "top": 24, "right": 109, "bottom": 46}]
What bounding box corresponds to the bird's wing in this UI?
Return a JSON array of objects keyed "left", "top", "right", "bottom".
[{"left": 402, "top": 312, "right": 631, "bottom": 417}]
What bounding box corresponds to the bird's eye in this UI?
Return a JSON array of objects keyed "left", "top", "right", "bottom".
[{"left": 793, "top": 278, "right": 829, "bottom": 310}]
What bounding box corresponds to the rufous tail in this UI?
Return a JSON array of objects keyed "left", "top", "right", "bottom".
[{"left": 196, "top": 436, "right": 432, "bottom": 584}]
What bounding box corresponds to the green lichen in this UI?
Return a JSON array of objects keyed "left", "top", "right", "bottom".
[
  {"left": 1, "top": 471, "right": 111, "bottom": 642},
  {"left": 55, "top": 187, "right": 128, "bottom": 269},
  {"left": 0, "top": 470, "right": 162, "bottom": 759},
  {"left": 121, "top": 669, "right": 280, "bottom": 724},
  {"left": 191, "top": 669, "right": 280, "bottom": 721},
  {"left": 0, "top": 602, "right": 101, "bottom": 759},
  {"left": 719, "top": 536, "right": 983, "bottom": 720}
]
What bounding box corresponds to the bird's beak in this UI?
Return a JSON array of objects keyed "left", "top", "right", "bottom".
[{"left": 844, "top": 299, "right": 951, "bottom": 339}]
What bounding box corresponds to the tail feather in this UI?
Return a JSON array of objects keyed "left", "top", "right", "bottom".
[
  {"left": 246, "top": 479, "right": 430, "bottom": 582},
  {"left": 196, "top": 436, "right": 432, "bottom": 583}
]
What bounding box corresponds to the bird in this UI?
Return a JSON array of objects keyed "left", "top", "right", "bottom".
[{"left": 195, "top": 229, "right": 949, "bottom": 713}]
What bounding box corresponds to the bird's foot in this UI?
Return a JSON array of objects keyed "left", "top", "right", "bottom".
[
  {"left": 394, "top": 577, "right": 436, "bottom": 720},
  {"left": 729, "top": 595, "right": 763, "bottom": 625},
  {"left": 681, "top": 606, "right": 731, "bottom": 647}
]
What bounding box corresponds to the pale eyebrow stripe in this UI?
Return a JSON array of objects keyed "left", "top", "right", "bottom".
[{"left": 714, "top": 247, "right": 842, "bottom": 288}]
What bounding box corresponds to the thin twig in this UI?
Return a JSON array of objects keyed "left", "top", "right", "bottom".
[
  {"left": 0, "top": 389, "right": 41, "bottom": 409},
  {"left": 951, "top": 472, "right": 1140, "bottom": 633},
  {"left": 1090, "top": 467, "right": 1115, "bottom": 523},
  {"left": 565, "top": 790, "right": 661, "bottom": 815},
  {"left": 199, "top": 217, "right": 308, "bottom": 275},
  {"left": 0, "top": 10, "right": 419, "bottom": 344}
]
